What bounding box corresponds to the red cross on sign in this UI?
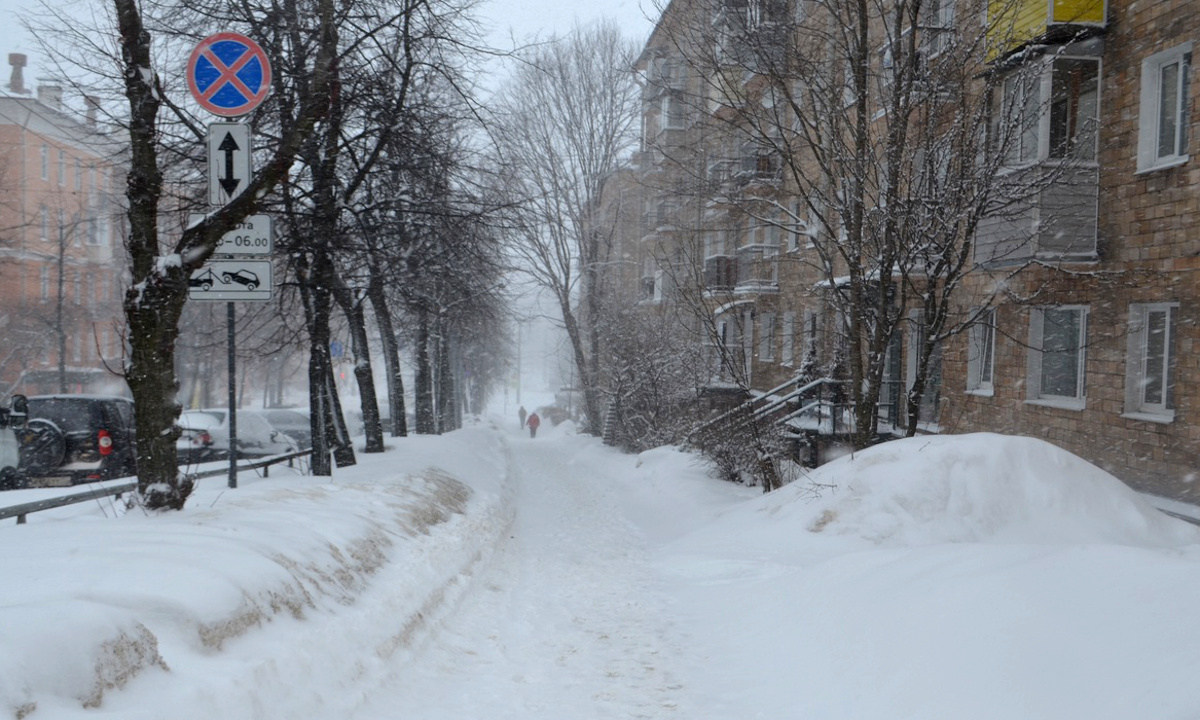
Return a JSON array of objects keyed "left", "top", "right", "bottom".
[{"left": 187, "top": 32, "right": 272, "bottom": 117}]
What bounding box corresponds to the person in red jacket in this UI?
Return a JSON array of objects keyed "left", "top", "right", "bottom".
[{"left": 525, "top": 411, "right": 540, "bottom": 438}]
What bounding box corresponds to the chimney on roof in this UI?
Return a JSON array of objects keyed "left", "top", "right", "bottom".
[
  {"left": 85, "top": 95, "right": 100, "bottom": 126},
  {"left": 7, "top": 53, "right": 27, "bottom": 95},
  {"left": 37, "top": 82, "right": 62, "bottom": 111}
]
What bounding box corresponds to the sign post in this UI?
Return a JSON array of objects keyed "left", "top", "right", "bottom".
[{"left": 187, "top": 32, "right": 274, "bottom": 488}]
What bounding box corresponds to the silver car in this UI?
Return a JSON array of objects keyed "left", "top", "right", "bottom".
[{"left": 177, "top": 408, "right": 299, "bottom": 464}]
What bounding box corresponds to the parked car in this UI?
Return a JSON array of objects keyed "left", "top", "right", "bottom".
[
  {"left": 262, "top": 409, "right": 311, "bottom": 449},
  {"left": 0, "top": 395, "right": 28, "bottom": 490},
  {"left": 176, "top": 408, "right": 298, "bottom": 464},
  {"left": 20, "top": 395, "right": 137, "bottom": 486}
]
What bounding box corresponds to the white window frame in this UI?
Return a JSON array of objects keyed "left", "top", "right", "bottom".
[
  {"left": 1027, "top": 305, "right": 1088, "bottom": 409},
  {"left": 966, "top": 308, "right": 996, "bottom": 395},
  {"left": 1123, "top": 302, "right": 1177, "bottom": 422},
  {"left": 704, "top": 229, "right": 727, "bottom": 258},
  {"left": 660, "top": 93, "right": 686, "bottom": 130},
  {"left": 40, "top": 144, "right": 48, "bottom": 181},
  {"left": 1137, "top": 43, "right": 1192, "bottom": 173},
  {"left": 802, "top": 308, "right": 821, "bottom": 363},
  {"left": 905, "top": 311, "right": 943, "bottom": 427},
  {"left": 742, "top": 309, "right": 755, "bottom": 381},
  {"left": 760, "top": 313, "right": 777, "bottom": 361},
  {"left": 781, "top": 312, "right": 796, "bottom": 366}
]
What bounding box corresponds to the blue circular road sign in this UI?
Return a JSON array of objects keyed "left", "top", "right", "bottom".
[{"left": 187, "top": 32, "right": 273, "bottom": 117}]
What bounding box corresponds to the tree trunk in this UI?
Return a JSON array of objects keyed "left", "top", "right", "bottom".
[
  {"left": 300, "top": 252, "right": 335, "bottom": 477},
  {"left": 435, "top": 316, "right": 456, "bottom": 432},
  {"left": 414, "top": 304, "right": 436, "bottom": 434},
  {"left": 334, "top": 285, "right": 384, "bottom": 452},
  {"left": 368, "top": 275, "right": 407, "bottom": 437},
  {"left": 559, "top": 298, "right": 602, "bottom": 435}
]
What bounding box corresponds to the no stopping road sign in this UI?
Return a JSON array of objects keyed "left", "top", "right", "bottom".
[{"left": 187, "top": 32, "right": 272, "bottom": 117}]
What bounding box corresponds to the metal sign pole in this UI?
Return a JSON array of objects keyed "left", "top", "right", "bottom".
[{"left": 227, "top": 301, "right": 238, "bottom": 489}]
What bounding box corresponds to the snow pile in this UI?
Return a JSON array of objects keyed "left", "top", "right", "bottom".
[
  {"left": 659, "top": 432, "right": 1200, "bottom": 720},
  {"left": 0, "top": 426, "right": 513, "bottom": 719},
  {"left": 715, "top": 433, "right": 1198, "bottom": 550}
]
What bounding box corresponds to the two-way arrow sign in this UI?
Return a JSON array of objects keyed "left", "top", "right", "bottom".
[{"left": 207, "top": 122, "right": 252, "bottom": 206}]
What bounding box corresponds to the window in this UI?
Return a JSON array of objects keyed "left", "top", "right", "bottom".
[
  {"left": 781, "top": 312, "right": 796, "bottom": 366},
  {"left": 802, "top": 308, "right": 821, "bottom": 365},
  {"left": 74, "top": 158, "right": 82, "bottom": 191},
  {"left": 906, "top": 312, "right": 943, "bottom": 425},
  {"left": 1137, "top": 43, "right": 1191, "bottom": 172},
  {"left": 1028, "top": 306, "right": 1088, "bottom": 407},
  {"left": 40, "top": 144, "right": 48, "bottom": 181},
  {"left": 58, "top": 150, "right": 66, "bottom": 186},
  {"left": 806, "top": 192, "right": 824, "bottom": 243},
  {"left": 997, "top": 71, "right": 1039, "bottom": 165},
  {"left": 1048, "top": 58, "right": 1099, "bottom": 161},
  {"left": 1125, "top": 303, "right": 1177, "bottom": 421},
  {"left": 39, "top": 206, "right": 48, "bottom": 241},
  {"left": 994, "top": 55, "right": 1100, "bottom": 167},
  {"left": 660, "top": 94, "right": 686, "bottom": 130},
  {"left": 40, "top": 265, "right": 50, "bottom": 300},
  {"left": 760, "top": 313, "right": 776, "bottom": 361},
  {"left": 920, "top": 0, "right": 955, "bottom": 58},
  {"left": 742, "top": 310, "right": 755, "bottom": 381},
  {"left": 966, "top": 308, "right": 996, "bottom": 394},
  {"left": 704, "top": 229, "right": 728, "bottom": 258}
]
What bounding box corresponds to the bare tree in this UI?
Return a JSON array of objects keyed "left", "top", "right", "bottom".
[
  {"left": 645, "top": 0, "right": 1096, "bottom": 452},
  {"left": 110, "top": 0, "right": 337, "bottom": 508},
  {"left": 489, "top": 20, "right": 642, "bottom": 436}
]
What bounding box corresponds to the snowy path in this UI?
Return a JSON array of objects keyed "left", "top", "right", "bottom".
[{"left": 351, "top": 432, "right": 691, "bottom": 719}]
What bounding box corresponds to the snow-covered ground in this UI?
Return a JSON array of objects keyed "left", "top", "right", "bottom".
[{"left": 3, "top": 419, "right": 1200, "bottom": 719}]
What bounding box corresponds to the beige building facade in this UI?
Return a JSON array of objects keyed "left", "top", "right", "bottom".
[
  {"left": 608, "top": 0, "right": 1200, "bottom": 501},
  {"left": 0, "top": 54, "right": 127, "bottom": 396}
]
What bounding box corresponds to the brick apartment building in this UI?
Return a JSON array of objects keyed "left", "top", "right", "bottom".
[
  {"left": 0, "top": 53, "right": 127, "bottom": 396},
  {"left": 944, "top": 0, "right": 1200, "bottom": 502},
  {"left": 603, "top": 0, "right": 1200, "bottom": 502}
]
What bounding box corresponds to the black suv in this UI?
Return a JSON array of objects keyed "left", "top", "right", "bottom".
[{"left": 21, "top": 395, "right": 137, "bottom": 486}]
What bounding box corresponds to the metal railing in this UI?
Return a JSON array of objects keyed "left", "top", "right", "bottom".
[{"left": 0, "top": 449, "right": 310, "bottom": 525}]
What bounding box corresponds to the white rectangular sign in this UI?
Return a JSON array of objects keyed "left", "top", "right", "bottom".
[
  {"left": 207, "top": 122, "right": 253, "bottom": 206},
  {"left": 188, "top": 260, "right": 273, "bottom": 302},
  {"left": 188, "top": 213, "right": 273, "bottom": 255}
]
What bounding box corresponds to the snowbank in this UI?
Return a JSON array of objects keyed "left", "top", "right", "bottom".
[
  {"left": 705, "top": 433, "right": 1199, "bottom": 551},
  {"left": 0, "top": 426, "right": 514, "bottom": 718}
]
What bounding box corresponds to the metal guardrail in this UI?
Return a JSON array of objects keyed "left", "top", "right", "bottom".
[{"left": 0, "top": 449, "right": 311, "bottom": 525}]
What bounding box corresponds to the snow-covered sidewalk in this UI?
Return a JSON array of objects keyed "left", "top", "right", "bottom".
[{"left": 3, "top": 422, "right": 1200, "bottom": 719}]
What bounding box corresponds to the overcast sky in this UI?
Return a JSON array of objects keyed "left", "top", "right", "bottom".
[{"left": 0, "top": 0, "right": 658, "bottom": 99}]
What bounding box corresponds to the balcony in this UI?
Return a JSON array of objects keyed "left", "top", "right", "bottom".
[
  {"left": 735, "top": 244, "right": 779, "bottom": 291},
  {"left": 987, "top": 0, "right": 1106, "bottom": 59},
  {"left": 974, "top": 165, "right": 1099, "bottom": 266}
]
